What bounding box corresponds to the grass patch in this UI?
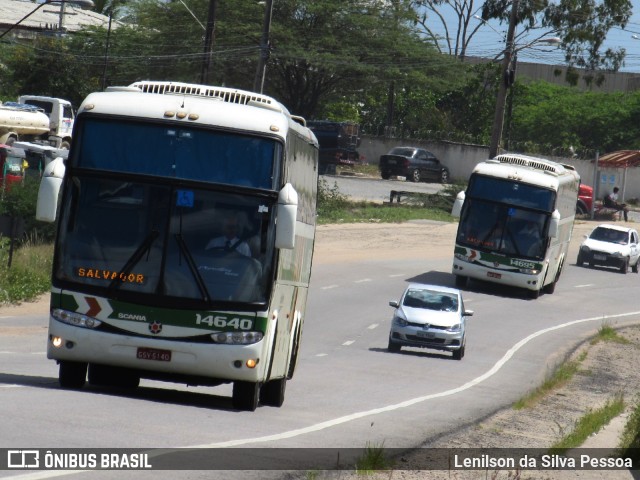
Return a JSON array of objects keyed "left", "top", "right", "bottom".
[
  {"left": 0, "top": 238, "right": 53, "bottom": 304},
  {"left": 617, "top": 396, "right": 640, "bottom": 463},
  {"left": 549, "top": 393, "right": 625, "bottom": 454},
  {"left": 590, "top": 323, "right": 630, "bottom": 345},
  {"left": 513, "top": 351, "right": 587, "bottom": 410},
  {"left": 354, "top": 442, "right": 392, "bottom": 474},
  {"left": 316, "top": 177, "right": 460, "bottom": 225}
]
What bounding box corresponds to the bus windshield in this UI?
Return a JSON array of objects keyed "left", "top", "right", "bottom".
[
  {"left": 467, "top": 175, "right": 556, "bottom": 211},
  {"left": 55, "top": 175, "right": 275, "bottom": 308},
  {"left": 73, "top": 117, "right": 281, "bottom": 189},
  {"left": 456, "top": 199, "right": 549, "bottom": 259}
]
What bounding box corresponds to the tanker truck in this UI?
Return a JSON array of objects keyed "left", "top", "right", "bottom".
[{"left": 0, "top": 96, "right": 74, "bottom": 149}]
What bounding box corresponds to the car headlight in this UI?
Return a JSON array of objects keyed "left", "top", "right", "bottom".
[
  {"left": 446, "top": 323, "right": 462, "bottom": 332},
  {"left": 393, "top": 316, "right": 408, "bottom": 327}
]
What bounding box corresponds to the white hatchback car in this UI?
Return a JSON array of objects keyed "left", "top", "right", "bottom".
[
  {"left": 387, "top": 283, "right": 473, "bottom": 360},
  {"left": 577, "top": 224, "right": 640, "bottom": 274}
]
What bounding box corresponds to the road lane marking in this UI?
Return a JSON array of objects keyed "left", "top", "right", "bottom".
[
  {"left": 195, "top": 310, "right": 640, "bottom": 448},
  {"left": 0, "top": 385, "right": 21, "bottom": 388},
  {"left": 342, "top": 340, "right": 355, "bottom": 346},
  {"left": 354, "top": 278, "right": 372, "bottom": 284},
  {"left": 367, "top": 324, "right": 379, "bottom": 330},
  {"left": 315, "top": 353, "right": 328, "bottom": 357},
  {"left": 575, "top": 284, "right": 594, "bottom": 288},
  {"left": 389, "top": 274, "right": 405, "bottom": 278},
  {"left": 321, "top": 285, "right": 339, "bottom": 290},
  {"left": 12, "top": 311, "right": 640, "bottom": 479}
]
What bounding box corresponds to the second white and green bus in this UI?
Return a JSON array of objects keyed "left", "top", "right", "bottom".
[{"left": 451, "top": 153, "right": 580, "bottom": 299}]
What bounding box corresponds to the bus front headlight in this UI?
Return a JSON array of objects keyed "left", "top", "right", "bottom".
[
  {"left": 211, "top": 331, "right": 263, "bottom": 345},
  {"left": 52, "top": 309, "right": 102, "bottom": 329}
]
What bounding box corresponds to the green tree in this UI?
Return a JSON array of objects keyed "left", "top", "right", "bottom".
[
  {"left": 480, "top": 0, "right": 633, "bottom": 84},
  {"left": 508, "top": 81, "right": 640, "bottom": 154}
]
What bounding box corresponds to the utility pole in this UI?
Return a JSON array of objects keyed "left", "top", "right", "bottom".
[
  {"left": 200, "top": 0, "right": 218, "bottom": 85},
  {"left": 253, "top": 0, "right": 273, "bottom": 94},
  {"left": 488, "top": 0, "right": 519, "bottom": 159}
]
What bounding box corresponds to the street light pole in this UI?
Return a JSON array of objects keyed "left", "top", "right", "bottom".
[
  {"left": 253, "top": 0, "right": 273, "bottom": 94},
  {"left": 200, "top": 0, "right": 218, "bottom": 85},
  {"left": 488, "top": 0, "right": 519, "bottom": 159}
]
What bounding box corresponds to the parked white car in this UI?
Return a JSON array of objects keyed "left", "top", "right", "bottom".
[
  {"left": 577, "top": 224, "right": 640, "bottom": 274},
  {"left": 387, "top": 283, "right": 473, "bottom": 360}
]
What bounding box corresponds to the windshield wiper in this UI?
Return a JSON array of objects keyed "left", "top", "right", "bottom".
[
  {"left": 108, "top": 230, "right": 159, "bottom": 291},
  {"left": 174, "top": 233, "right": 211, "bottom": 303}
]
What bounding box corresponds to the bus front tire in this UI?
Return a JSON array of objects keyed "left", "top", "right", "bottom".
[
  {"left": 59, "top": 361, "right": 87, "bottom": 389},
  {"left": 260, "top": 378, "right": 286, "bottom": 407},
  {"left": 232, "top": 381, "right": 260, "bottom": 411},
  {"left": 454, "top": 275, "right": 468, "bottom": 288}
]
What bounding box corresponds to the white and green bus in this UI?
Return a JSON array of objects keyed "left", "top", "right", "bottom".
[
  {"left": 37, "top": 81, "right": 319, "bottom": 411},
  {"left": 451, "top": 153, "right": 580, "bottom": 299}
]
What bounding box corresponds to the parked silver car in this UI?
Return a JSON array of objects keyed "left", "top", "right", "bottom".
[
  {"left": 577, "top": 224, "right": 640, "bottom": 274},
  {"left": 387, "top": 283, "right": 473, "bottom": 360}
]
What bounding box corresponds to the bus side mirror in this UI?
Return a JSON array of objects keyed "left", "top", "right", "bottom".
[
  {"left": 36, "top": 156, "right": 65, "bottom": 222},
  {"left": 451, "top": 191, "right": 465, "bottom": 218},
  {"left": 548, "top": 210, "right": 560, "bottom": 238},
  {"left": 275, "top": 183, "right": 298, "bottom": 249}
]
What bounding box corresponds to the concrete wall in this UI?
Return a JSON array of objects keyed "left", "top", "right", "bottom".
[{"left": 359, "top": 135, "right": 640, "bottom": 202}]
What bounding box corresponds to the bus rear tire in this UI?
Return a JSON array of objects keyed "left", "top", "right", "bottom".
[
  {"left": 544, "top": 280, "right": 557, "bottom": 294},
  {"left": 59, "top": 361, "right": 87, "bottom": 389},
  {"left": 232, "top": 381, "right": 260, "bottom": 411},
  {"left": 260, "top": 378, "right": 286, "bottom": 407}
]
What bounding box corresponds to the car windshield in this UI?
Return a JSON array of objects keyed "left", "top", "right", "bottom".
[
  {"left": 402, "top": 288, "right": 458, "bottom": 311},
  {"left": 590, "top": 227, "right": 628, "bottom": 245}
]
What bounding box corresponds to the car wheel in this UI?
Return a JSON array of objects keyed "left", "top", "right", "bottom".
[
  {"left": 621, "top": 258, "right": 629, "bottom": 274},
  {"left": 409, "top": 169, "right": 420, "bottom": 182},
  {"left": 387, "top": 338, "right": 401, "bottom": 353},
  {"left": 452, "top": 345, "right": 465, "bottom": 360},
  {"left": 440, "top": 170, "right": 449, "bottom": 183},
  {"left": 381, "top": 172, "right": 391, "bottom": 180},
  {"left": 633, "top": 260, "right": 639, "bottom": 274},
  {"left": 576, "top": 252, "right": 584, "bottom": 266}
]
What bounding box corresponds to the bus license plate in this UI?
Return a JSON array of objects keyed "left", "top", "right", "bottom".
[
  {"left": 487, "top": 271, "right": 502, "bottom": 279},
  {"left": 136, "top": 347, "right": 172, "bottom": 362}
]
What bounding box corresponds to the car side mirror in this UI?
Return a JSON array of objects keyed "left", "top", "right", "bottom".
[
  {"left": 463, "top": 310, "right": 474, "bottom": 317},
  {"left": 389, "top": 300, "right": 399, "bottom": 308}
]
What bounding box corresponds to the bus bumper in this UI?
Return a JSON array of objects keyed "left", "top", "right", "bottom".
[
  {"left": 47, "top": 318, "right": 268, "bottom": 383},
  {"left": 452, "top": 257, "right": 543, "bottom": 292}
]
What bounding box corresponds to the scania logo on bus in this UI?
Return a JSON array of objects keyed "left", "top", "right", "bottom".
[
  {"left": 149, "top": 321, "right": 163, "bottom": 334},
  {"left": 118, "top": 313, "right": 147, "bottom": 322}
]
